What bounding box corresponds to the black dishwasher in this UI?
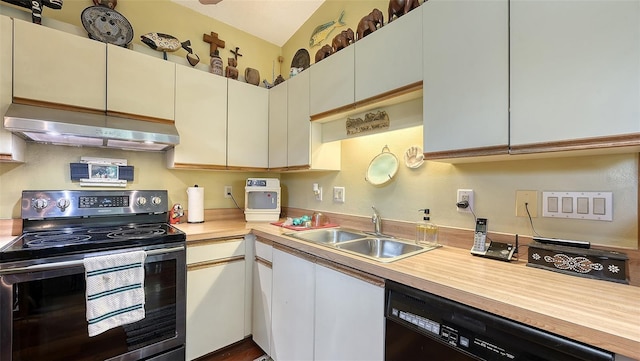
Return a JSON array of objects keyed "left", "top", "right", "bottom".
[{"left": 384, "top": 280, "right": 614, "bottom": 361}]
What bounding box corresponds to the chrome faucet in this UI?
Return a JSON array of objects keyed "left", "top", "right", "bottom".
[{"left": 371, "top": 206, "right": 382, "bottom": 234}]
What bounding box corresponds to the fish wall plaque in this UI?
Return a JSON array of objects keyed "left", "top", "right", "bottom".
[{"left": 309, "top": 10, "right": 345, "bottom": 47}]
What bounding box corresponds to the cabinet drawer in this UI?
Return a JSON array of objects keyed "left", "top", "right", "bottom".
[
  {"left": 187, "top": 239, "right": 245, "bottom": 265},
  {"left": 255, "top": 239, "right": 273, "bottom": 262}
]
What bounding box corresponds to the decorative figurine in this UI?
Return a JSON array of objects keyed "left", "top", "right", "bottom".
[
  {"left": 141, "top": 32, "right": 200, "bottom": 66},
  {"left": 170, "top": 203, "right": 184, "bottom": 224},
  {"left": 226, "top": 57, "right": 239, "bottom": 80},
  {"left": 210, "top": 49, "right": 224, "bottom": 76},
  {"left": 309, "top": 10, "right": 346, "bottom": 47},
  {"left": 315, "top": 44, "right": 334, "bottom": 63},
  {"left": 388, "top": 0, "right": 421, "bottom": 22},
  {"left": 332, "top": 28, "right": 355, "bottom": 53},
  {"left": 356, "top": 8, "right": 384, "bottom": 41}
]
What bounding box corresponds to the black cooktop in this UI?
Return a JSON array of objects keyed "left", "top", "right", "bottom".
[{"left": 0, "top": 222, "right": 185, "bottom": 263}]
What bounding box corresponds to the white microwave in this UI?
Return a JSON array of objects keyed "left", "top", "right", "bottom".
[{"left": 245, "top": 178, "right": 281, "bottom": 222}]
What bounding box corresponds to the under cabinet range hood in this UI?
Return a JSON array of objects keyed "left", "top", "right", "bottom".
[{"left": 3, "top": 103, "right": 180, "bottom": 151}]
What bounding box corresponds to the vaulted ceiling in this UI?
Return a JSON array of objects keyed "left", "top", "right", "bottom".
[{"left": 171, "top": 0, "right": 325, "bottom": 46}]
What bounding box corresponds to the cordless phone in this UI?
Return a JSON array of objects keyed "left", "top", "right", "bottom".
[
  {"left": 470, "top": 217, "right": 515, "bottom": 261},
  {"left": 471, "top": 218, "right": 488, "bottom": 254}
]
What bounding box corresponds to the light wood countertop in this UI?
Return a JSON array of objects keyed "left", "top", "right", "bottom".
[{"left": 173, "top": 220, "right": 640, "bottom": 359}]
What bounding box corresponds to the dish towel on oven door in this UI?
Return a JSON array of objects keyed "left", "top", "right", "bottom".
[{"left": 83, "top": 250, "right": 147, "bottom": 337}]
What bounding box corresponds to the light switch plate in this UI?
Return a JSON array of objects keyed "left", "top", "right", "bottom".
[
  {"left": 542, "top": 191, "right": 612, "bottom": 221},
  {"left": 333, "top": 186, "right": 345, "bottom": 203}
]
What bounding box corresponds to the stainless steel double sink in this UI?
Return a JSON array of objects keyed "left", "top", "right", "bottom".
[{"left": 285, "top": 228, "right": 439, "bottom": 263}]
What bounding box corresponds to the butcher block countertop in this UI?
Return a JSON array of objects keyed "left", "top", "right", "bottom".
[{"left": 174, "top": 220, "right": 640, "bottom": 359}]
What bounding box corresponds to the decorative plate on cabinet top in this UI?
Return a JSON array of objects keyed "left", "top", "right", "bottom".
[
  {"left": 81, "top": 6, "right": 134, "bottom": 46},
  {"left": 404, "top": 146, "right": 424, "bottom": 169}
]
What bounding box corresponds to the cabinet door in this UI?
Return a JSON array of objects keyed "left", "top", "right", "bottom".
[
  {"left": 309, "top": 46, "right": 355, "bottom": 116},
  {"left": 271, "top": 248, "right": 315, "bottom": 361},
  {"left": 0, "top": 15, "right": 25, "bottom": 162},
  {"left": 355, "top": 6, "right": 423, "bottom": 102},
  {"left": 510, "top": 0, "right": 640, "bottom": 147},
  {"left": 186, "top": 260, "right": 245, "bottom": 360},
  {"left": 107, "top": 44, "right": 175, "bottom": 121},
  {"left": 287, "top": 70, "right": 311, "bottom": 168},
  {"left": 13, "top": 18, "right": 106, "bottom": 111},
  {"left": 227, "top": 81, "right": 269, "bottom": 168},
  {"left": 422, "top": 0, "right": 509, "bottom": 156},
  {"left": 314, "top": 263, "right": 384, "bottom": 361},
  {"left": 269, "top": 82, "right": 288, "bottom": 169},
  {"left": 171, "top": 65, "right": 227, "bottom": 167},
  {"left": 252, "top": 259, "right": 272, "bottom": 355},
  {"left": 186, "top": 239, "right": 245, "bottom": 360}
]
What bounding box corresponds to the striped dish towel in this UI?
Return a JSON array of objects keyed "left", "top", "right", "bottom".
[{"left": 84, "top": 250, "right": 147, "bottom": 337}]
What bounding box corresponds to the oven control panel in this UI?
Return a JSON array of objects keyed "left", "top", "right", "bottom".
[{"left": 21, "top": 190, "right": 169, "bottom": 219}]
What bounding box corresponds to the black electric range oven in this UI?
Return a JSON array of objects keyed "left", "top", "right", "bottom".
[{"left": 0, "top": 190, "right": 186, "bottom": 361}]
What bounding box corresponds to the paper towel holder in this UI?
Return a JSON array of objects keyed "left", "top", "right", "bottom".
[{"left": 187, "top": 185, "right": 205, "bottom": 223}]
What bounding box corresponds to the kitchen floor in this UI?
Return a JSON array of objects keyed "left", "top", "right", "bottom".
[{"left": 196, "top": 338, "right": 266, "bottom": 361}]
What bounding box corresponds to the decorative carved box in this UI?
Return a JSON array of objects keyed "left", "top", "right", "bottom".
[{"left": 527, "top": 241, "right": 628, "bottom": 284}]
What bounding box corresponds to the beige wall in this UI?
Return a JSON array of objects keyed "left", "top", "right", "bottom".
[
  {"left": 0, "top": 143, "right": 269, "bottom": 219},
  {"left": 281, "top": 127, "right": 639, "bottom": 249}
]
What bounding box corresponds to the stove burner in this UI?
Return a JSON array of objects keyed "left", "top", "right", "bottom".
[
  {"left": 87, "top": 226, "right": 124, "bottom": 234},
  {"left": 25, "top": 235, "right": 92, "bottom": 248},
  {"left": 107, "top": 228, "right": 166, "bottom": 240}
]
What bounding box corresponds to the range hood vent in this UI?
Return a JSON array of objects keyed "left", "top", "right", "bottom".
[{"left": 3, "top": 103, "right": 179, "bottom": 151}]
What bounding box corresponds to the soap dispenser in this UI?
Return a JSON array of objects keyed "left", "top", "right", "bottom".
[{"left": 416, "top": 209, "right": 439, "bottom": 246}]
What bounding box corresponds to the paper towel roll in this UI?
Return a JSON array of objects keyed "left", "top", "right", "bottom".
[{"left": 187, "top": 186, "right": 204, "bottom": 223}]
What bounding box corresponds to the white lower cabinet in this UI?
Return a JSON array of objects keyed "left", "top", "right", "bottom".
[
  {"left": 271, "top": 248, "right": 315, "bottom": 361},
  {"left": 186, "top": 238, "right": 246, "bottom": 360},
  {"left": 314, "top": 262, "right": 385, "bottom": 361},
  {"left": 269, "top": 246, "right": 385, "bottom": 361},
  {"left": 252, "top": 237, "right": 273, "bottom": 355}
]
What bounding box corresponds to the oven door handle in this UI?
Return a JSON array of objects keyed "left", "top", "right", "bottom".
[{"left": 0, "top": 245, "right": 184, "bottom": 275}]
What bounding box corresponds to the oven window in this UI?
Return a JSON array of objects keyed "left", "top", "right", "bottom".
[{"left": 11, "top": 259, "right": 177, "bottom": 361}]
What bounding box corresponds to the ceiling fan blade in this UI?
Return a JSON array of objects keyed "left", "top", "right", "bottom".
[{"left": 199, "top": 0, "right": 223, "bottom": 4}]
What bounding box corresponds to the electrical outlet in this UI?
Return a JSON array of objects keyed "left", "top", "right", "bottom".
[
  {"left": 457, "top": 189, "right": 474, "bottom": 213},
  {"left": 515, "top": 190, "right": 538, "bottom": 217},
  {"left": 315, "top": 187, "right": 322, "bottom": 201},
  {"left": 333, "top": 186, "right": 345, "bottom": 203},
  {"left": 224, "top": 186, "right": 232, "bottom": 198}
]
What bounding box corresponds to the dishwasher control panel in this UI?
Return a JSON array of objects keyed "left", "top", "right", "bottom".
[{"left": 385, "top": 280, "right": 615, "bottom": 361}]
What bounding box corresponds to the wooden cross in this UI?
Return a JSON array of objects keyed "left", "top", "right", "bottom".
[
  {"left": 231, "top": 47, "right": 243, "bottom": 61},
  {"left": 203, "top": 32, "right": 225, "bottom": 57}
]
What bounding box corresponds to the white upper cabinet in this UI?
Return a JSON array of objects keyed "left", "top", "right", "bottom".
[
  {"left": 0, "top": 15, "right": 25, "bottom": 162},
  {"left": 422, "top": 0, "right": 509, "bottom": 158},
  {"left": 309, "top": 45, "right": 355, "bottom": 116},
  {"left": 168, "top": 65, "right": 227, "bottom": 169},
  {"left": 286, "top": 71, "right": 312, "bottom": 168},
  {"left": 227, "top": 80, "right": 269, "bottom": 169},
  {"left": 510, "top": 0, "right": 640, "bottom": 150},
  {"left": 268, "top": 82, "right": 288, "bottom": 169},
  {"left": 13, "top": 18, "right": 106, "bottom": 111},
  {"left": 355, "top": 6, "right": 423, "bottom": 102},
  {"left": 107, "top": 44, "right": 175, "bottom": 121}
]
